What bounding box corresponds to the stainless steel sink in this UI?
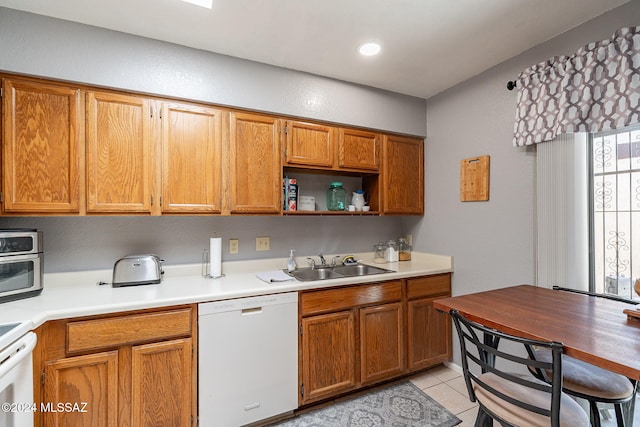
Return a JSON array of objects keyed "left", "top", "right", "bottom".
[
  {"left": 333, "top": 264, "right": 393, "bottom": 277},
  {"left": 285, "top": 264, "right": 394, "bottom": 282}
]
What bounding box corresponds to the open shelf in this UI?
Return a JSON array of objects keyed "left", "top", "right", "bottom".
[{"left": 282, "top": 210, "right": 379, "bottom": 216}]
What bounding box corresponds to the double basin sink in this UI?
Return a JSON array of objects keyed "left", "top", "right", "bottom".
[{"left": 285, "top": 263, "right": 394, "bottom": 282}]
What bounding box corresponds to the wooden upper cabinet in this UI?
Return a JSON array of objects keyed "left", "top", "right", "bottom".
[
  {"left": 382, "top": 135, "right": 424, "bottom": 214},
  {"left": 2, "top": 78, "right": 81, "bottom": 213},
  {"left": 86, "top": 91, "right": 153, "bottom": 213},
  {"left": 161, "top": 102, "right": 222, "bottom": 214},
  {"left": 338, "top": 128, "right": 380, "bottom": 171},
  {"left": 284, "top": 120, "right": 335, "bottom": 168},
  {"left": 228, "top": 112, "right": 281, "bottom": 214}
]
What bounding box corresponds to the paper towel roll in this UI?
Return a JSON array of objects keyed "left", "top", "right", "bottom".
[{"left": 210, "top": 237, "right": 222, "bottom": 278}]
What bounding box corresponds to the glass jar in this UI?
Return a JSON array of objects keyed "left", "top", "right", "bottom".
[
  {"left": 385, "top": 239, "right": 399, "bottom": 262},
  {"left": 373, "top": 242, "right": 386, "bottom": 264},
  {"left": 327, "top": 182, "right": 346, "bottom": 211},
  {"left": 398, "top": 238, "right": 412, "bottom": 261}
]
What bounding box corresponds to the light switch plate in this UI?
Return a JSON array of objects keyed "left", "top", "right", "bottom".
[
  {"left": 256, "top": 237, "right": 270, "bottom": 251},
  {"left": 229, "top": 239, "right": 239, "bottom": 254}
]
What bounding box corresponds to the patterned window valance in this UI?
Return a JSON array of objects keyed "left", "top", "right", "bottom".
[{"left": 513, "top": 26, "right": 640, "bottom": 147}]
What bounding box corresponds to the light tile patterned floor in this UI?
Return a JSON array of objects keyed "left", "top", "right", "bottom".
[
  {"left": 408, "top": 365, "right": 478, "bottom": 427},
  {"left": 409, "top": 364, "right": 640, "bottom": 427}
]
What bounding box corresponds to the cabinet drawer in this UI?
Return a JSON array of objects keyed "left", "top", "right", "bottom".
[
  {"left": 406, "top": 274, "right": 451, "bottom": 300},
  {"left": 67, "top": 308, "right": 192, "bottom": 353},
  {"left": 301, "top": 281, "right": 402, "bottom": 315}
]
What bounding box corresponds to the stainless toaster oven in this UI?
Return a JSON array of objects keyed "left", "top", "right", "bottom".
[{"left": 0, "top": 229, "right": 43, "bottom": 303}]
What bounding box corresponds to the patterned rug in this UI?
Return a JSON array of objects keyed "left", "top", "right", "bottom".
[{"left": 270, "top": 381, "right": 462, "bottom": 427}]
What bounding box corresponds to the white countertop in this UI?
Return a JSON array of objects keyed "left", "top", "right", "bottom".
[{"left": 0, "top": 252, "right": 452, "bottom": 329}]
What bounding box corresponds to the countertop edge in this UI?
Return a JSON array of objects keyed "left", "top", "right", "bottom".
[{"left": 0, "top": 252, "right": 453, "bottom": 330}]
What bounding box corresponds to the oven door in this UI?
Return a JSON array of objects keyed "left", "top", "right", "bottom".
[
  {"left": 0, "top": 254, "right": 43, "bottom": 303},
  {"left": 0, "top": 331, "right": 37, "bottom": 427}
]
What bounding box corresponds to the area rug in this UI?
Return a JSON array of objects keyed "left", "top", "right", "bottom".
[{"left": 271, "top": 381, "right": 462, "bottom": 427}]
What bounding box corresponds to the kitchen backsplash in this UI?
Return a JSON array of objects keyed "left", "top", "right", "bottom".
[{"left": 0, "top": 216, "right": 405, "bottom": 273}]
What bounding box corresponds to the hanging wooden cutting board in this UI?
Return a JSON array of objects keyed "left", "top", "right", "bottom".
[{"left": 460, "top": 155, "right": 490, "bottom": 201}]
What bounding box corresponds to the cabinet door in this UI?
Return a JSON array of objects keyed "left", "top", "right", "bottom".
[
  {"left": 43, "top": 351, "right": 119, "bottom": 427},
  {"left": 382, "top": 135, "right": 424, "bottom": 214},
  {"left": 161, "top": 102, "right": 222, "bottom": 213},
  {"left": 86, "top": 91, "right": 153, "bottom": 213},
  {"left": 131, "top": 338, "right": 193, "bottom": 427},
  {"left": 2, "top": 78, "right": 81, "bottom": 213},
  {"left": 301, "top": 311, "right": 356, "bottom": 404},
  {"left": 284, "top": 121, "right": 335, "bottom": 168},
  {"left": 229, "top": 112, "right": 281, "bottom": 213},
  {"left": 407, "top": 297, "right": 451, "bottom": 371},
  {"left": 338, "top": 128, "right": 380, "bottom": 171},
  {"left": 359, "top": 302, "right": 405, "bottom": 384}
]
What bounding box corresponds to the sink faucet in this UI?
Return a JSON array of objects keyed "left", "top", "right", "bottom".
[
  {"left": 308, "top": 254, "right": 335, "bottom": 269},
  {"left": 318, "top": 253, "right": 326, "bottom": 266}
]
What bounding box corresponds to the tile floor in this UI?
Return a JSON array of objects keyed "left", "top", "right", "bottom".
[
  {"left": 408, "top": 364, "right": 478, "bottom": 426},
  {"left": 409, "top": 364, "right": 640, "bottom": 427}
]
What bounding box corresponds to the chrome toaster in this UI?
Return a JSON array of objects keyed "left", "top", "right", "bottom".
[{"left": 112, "top": 254, "right": 164, "bottom": 287}]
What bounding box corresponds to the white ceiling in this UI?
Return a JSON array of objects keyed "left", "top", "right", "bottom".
[{"left": 0, "top": 0, "right": 630, "bottom": 99}]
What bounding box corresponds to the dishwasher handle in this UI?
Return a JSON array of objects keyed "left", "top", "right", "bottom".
[
  {"left": 241, "top": 307, "right": 263, "bottom": 315},
  {"left": 0, "top": 332, "right": 37, "bottom": 379}
]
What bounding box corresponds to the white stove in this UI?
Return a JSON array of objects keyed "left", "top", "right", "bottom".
[{"left": 0, "top": 320, "right": 37, "bottom": 427}]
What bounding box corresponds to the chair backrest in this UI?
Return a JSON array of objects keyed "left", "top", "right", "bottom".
[
  {"left": 552, "top": 285, "right": 639, "bottom": 304},
  {"left": 451, "top": 309, "right": 565, "bottom": 426}
]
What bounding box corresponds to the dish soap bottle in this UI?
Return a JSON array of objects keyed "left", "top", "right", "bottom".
[{"left": 287, "top": 249, "right": 297, "bottom": 272}]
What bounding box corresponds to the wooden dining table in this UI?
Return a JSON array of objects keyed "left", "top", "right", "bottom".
[{"left": 433, "top": 284, "right": 640, "bottom": 382}]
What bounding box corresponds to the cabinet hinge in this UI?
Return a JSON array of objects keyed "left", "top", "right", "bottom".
[
  {"left": 285, "top": 123, "right": 289, "bottom": 134},
  {"left": 300, "top": 383, "right": 304, "bottom": 397},
  {"left": 150, "top": 195, "right": 153, "bottom": 206},
  {"left": 0, "top": 192, "right": 3, "bottom": 203},
  {"left": 299, "top": 323, "right": 302, "bottom": 336},
  {"left": 41, "top": 371, "right": 45, "bottom": 385},
  {"left": 0, "top": 87, "right": 3, "bottom": 97}
]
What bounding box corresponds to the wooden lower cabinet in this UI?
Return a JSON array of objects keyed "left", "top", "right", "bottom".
[
  {"left": 43, "top": 351, "right": 119, "bottom": 427},
  {"left": 131, "top": 339, "right": 193, "bottom": 427},
  {"left": 406, "top": 274, "right": 452, "bottom": 371},
  {"left": 360, "top": 302, "right": 404, "bottom": 385},
  {"left": 34, "top": 306, "right": 196, "bottom": 427},
  {"left": 301, "top": 311, "right": 356, "bottom": 403},
  {"left": 299, "top": 274, "right": 451, "bottom": 405},
  {"left": 299, "top": 281, "right": 405, "bottom": 405}
]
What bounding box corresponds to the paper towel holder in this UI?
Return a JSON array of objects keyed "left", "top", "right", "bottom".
[{"left": 206, "top": 236, "right": 225, "bottom": 279}]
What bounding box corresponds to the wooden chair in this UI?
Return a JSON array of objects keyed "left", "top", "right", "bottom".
[
  {"left": 527, "top": 286, "right": 638, "bottom": 427},
  {"left": 451, "top": 309, "right": 589, "bottom": 427}
]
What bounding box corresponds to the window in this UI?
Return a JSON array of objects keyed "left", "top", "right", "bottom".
[{"left": 591, "top": 125, "right": 640, "bottom": 298}]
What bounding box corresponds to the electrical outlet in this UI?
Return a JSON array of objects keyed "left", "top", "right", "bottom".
[
  {"left": 406, "top": 234, "right": 413, "bottom": 246},
  {"left": 229, "top": 239, "right": 239, "bottom": 254},
  {"left": 256, "top": 236, "right": 270, "bottom": 251}
]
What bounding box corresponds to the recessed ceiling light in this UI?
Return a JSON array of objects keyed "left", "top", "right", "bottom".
[
  {"left": 358, "top": 42, "right": 381, "bottom": 56},
  {"left": 181, "top": 0, "right": 213, "bottom": 9}
]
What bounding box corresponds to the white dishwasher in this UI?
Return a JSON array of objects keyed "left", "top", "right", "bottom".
[{"left": 198, "top": 292, "right": 298, "bottom": 427}]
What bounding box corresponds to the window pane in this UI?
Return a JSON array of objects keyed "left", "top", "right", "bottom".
[{"left": 591, "top": 125, "right": 640, "bottom": 299}]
